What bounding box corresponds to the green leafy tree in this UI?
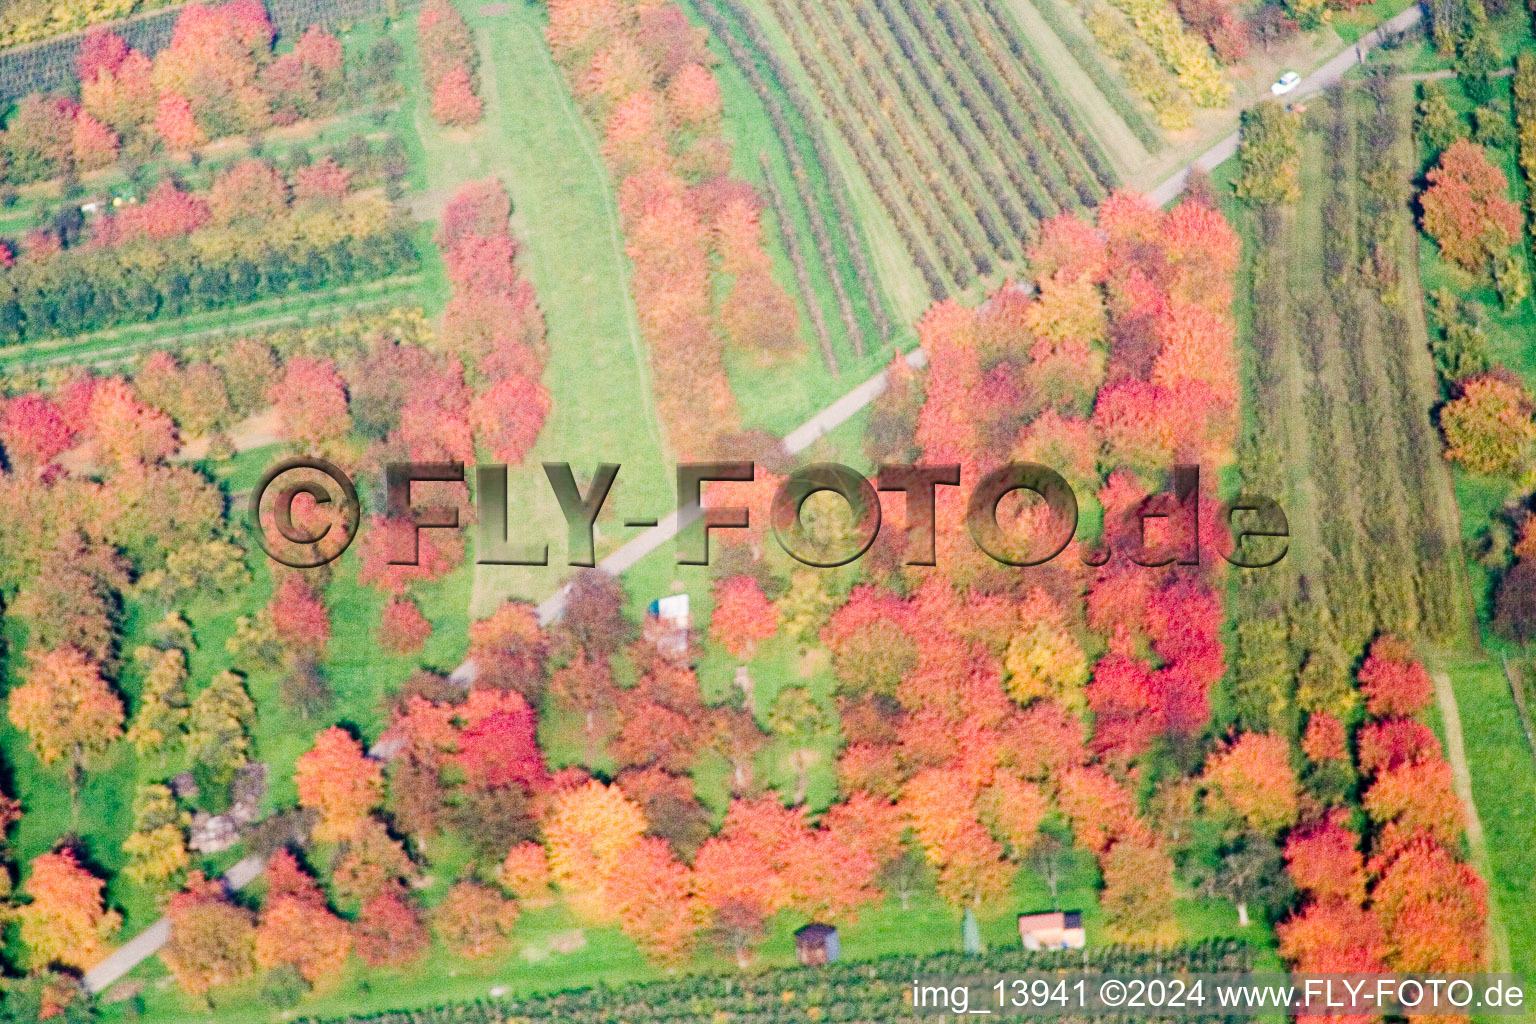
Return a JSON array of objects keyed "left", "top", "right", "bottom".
[
  {"left": 1235, "top": 103, "right": 1300, "bottom": 205},
  {"left": 1419, "top": 83, "right": 1466, "bottom": 155},
  {"left": 186, "top": 671, "right": 255, "bottom": 788},
  {"left": 127, "top": 647, "right": 189, "bottom": 756},
  {"left": 123, "top": 784, "right": 190, "bottom": 887}
]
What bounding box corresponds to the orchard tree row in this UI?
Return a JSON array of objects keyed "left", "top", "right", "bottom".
[
  {"left": 416, "top": 0, "right": 481, "bottom": 128},
  {"left": 0, "top": 154, "right": 416, "bottom": 344},
  {"left": 0, "top": 1, "right": 371, "bottom": 186}
]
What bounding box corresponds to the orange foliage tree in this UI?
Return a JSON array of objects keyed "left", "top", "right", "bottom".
[
  {"left": 18, "top": 848, "right": 121, "bottom": 971},
  {"left": 254, "top": 851, "right": 352, "bottom": 986},
  {"left": 161, "top": 871, "right": 256, "bottom": 997},
  {"left": 1420, "top": 140, "right": 1521, "bottom": 275},
  {"left": 294, "top": 727, "right": 383, "bottom": 843}
]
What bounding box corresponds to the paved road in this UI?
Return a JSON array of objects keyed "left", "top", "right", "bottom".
[{"left": 1149, "top": 3, "right": 1427, "bottom": 206}]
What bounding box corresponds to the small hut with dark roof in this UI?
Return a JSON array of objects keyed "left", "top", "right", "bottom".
[{"left": 794, "top": 923, "right": 840, "bottom": 965}]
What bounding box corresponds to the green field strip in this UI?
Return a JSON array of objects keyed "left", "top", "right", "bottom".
[
  {"left": 443, "top": 5, "right": 672, "bottom": 616},
  {"left": 1441, "top": 656, "right": 1536, "bottom": 980},
  {"left": 1323, "top": 91, "right": 1424, "bottom": 638},
  {"left": 1353, "top": 85, "right": 1472, "bottom": 640}
]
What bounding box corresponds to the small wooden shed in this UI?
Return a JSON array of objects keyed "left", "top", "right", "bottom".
[
  {"left": 1018, "top": 910, "right": 1085, "bottom": 951},
  {"left": 794, "top": 923, "right": 840, "bottom": 965}
]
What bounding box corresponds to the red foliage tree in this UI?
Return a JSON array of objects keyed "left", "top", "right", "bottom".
[
  {"left": 1370, "top": 833, "right": 1488, "bottom": 972},
  {"left": 353, "top": 892, "right": 428, "bottom": 968},
  {"left": 116, "top": 179, "right": 212, "bottom": 241},
  {"left": 88, "top": 377, "right": 177, "bottom": 466},
  {"left": 378, "top": 597, "right": 432, "bottom": 654},
  {"left": 1300, "top": 712, "right": 1348, "bottom": 763},
  {"left": 294, "top": 727, "right": 382, "bottom": 843},
  {"left": 1200, "top": 731, "right": 1298, "bottom": 834},
  {"left": 470, "top": 375, "right": 550, "bottom": 465},
  {"left": 77, "top": 29, "right": 130, "bottom": 82},
  {"left": 161, "top": 871, "right": 255, "bottom": 997},
  {"left": 1362, "top": 756, "right": 1463, "bottom": 849},
  {"left": 418, "top": 0, "right": 482, "bottom": 127},
  {"left": 1356, "top": 635, "right": 1434, "bottom": 718},
  {"left": 154, "top": 91, "right": 203, "bottom": 150},
  {"left": 293, "top": 157, "right": 351, "bottom": 203},
  {"left": 1356, "top": 717, "right": 1438, "bottom": 776},
  {"left": 1420, "top": 139, "right": 1521, "bottom": 275},
  {"left": 71, "top": 111, "right": 118, "bottom": 170},
  {"left": 0, "top": 394, "right": 73, "bottom": 469},
  {"left": 268, "top": 356, "right": 350, "bottom": 446},
  {"left": 1278, "top": 899, "right": 1387, "bottom": 977},
  {"left": 207, "top": 158, "right": 288, "bottom": 226},
  {"left": 451, "top": 690, "right": 547, "bottom": 792},
  {"left": 254, "top": 851, "right": 351, "bottom": 986},
  {"left": 709, "top": 575, "right": 778, "bottom": 660},
  {"left": 18, "top": 848, "right": 120, "bottom": 971},
  {"left": 431, "top": 65, "right": 483, "bottom": 127},
  {"left": 268, "top": 574, "right": 329, "bottom": 658},
  {"left": 1284, "top": 812, "right": 1366, "bottom": 904}
]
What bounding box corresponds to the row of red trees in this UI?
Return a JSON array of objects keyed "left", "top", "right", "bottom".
[
  {"left": 418, "top": 0, "right": 482, "bottom": 128},
  {"left": 4, "top": 3, "right": 346, "bottom": 182},
  {"left": 1282, "top": 639, "right": 1487, "bottom": 994},
  {"left": 546, "top": 0, "right": 801, "bottom": 457}
]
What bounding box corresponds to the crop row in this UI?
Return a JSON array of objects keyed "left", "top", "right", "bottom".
[
  {"left": 1325, "top": 84, "right": 1460, "bottom": 641},
  {"left": 761, "top": 0, "right": 973, "bottom": 290},
  {"left": 1348, "top": 79, "right": 1465, "bottom": 640},
  {"left": 936, "top": 0, "right": 1117, "bottom": 197},
  {"left": 759, "top": 151, "right": 839, "bottom": 373},
  {"left": 870, "top": 0, "right": 1056, "bottom": 228},
  {"left": 753, "top": 0, "right": 1123, "bottom": 291},
  {"left": 848, "top": 0, "right": 1037, "bottom": 254},
  {"left": 702, "top": 0, "right": 905, "bottom": 330},
  {"left": 1291, "top": 84, "right": 1463, "bottom": 648},
  {"left": 796, "top": 0, "right": 1002, "bottom": 275},
  {"left": 293, "top": 942, "right": 1254, "bottom": 1024},
  {"left": 0, "top": 228, "right": 416, "bottom": 346},
  {"left": 930, "top": 0, "right": 1087, "bottom": 206}
]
